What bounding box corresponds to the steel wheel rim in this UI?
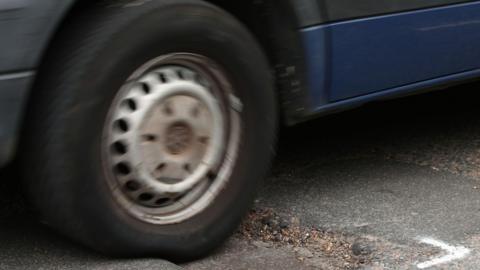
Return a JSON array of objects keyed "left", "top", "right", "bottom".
[{"left": 102, "top": 53, "right": 242, "bottom": 224}]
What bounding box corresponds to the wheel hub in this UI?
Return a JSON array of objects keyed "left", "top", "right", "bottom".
[
  {"left": 138, "top": 93, "right": 215, "bottom": 188},
  {"left": 165, "top": 121, "right": 193, "bottom": 155}
]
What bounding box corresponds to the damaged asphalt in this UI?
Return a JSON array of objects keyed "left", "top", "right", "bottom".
[{"left": 4, "top": 81, "right": 480, "bottom": 269}]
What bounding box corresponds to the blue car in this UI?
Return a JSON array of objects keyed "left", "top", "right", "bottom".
[{"left": 1, "top": 0, "right": 477, "bottom": 260}]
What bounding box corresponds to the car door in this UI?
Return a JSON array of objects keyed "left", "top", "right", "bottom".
[{"left": 301, "top": 0, "right": 480, "bottom": 106}]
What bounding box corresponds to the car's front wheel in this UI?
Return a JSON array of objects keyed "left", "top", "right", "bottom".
[{"left": 22, "top": 0, "right": 276, "bottom": 261}]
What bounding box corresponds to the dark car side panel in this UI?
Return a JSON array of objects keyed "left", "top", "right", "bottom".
[
  {"left": 0, "top": 72, "right": 34, "bottom": 167},
  {"left": 0, "top": 0, "right": 74, "bottom": 167},
  {"left": 0, "top": 0, "right": 74, "bottom": 72},
  {"left": 294, "top": 0, "right": 472, "bottom": 27}
]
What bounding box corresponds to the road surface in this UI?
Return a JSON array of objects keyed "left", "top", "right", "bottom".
[{"left": 4, "top": 82, "right": 480, "bottom": 269}]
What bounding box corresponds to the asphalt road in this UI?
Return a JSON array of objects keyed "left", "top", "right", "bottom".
[
  {"left": 0, "top": 172, "right": 181, "bottom": 270},
  {"left": 4, "top": 82, "right": 480, "bottom": 269}
]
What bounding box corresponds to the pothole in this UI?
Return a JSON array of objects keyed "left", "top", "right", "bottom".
[
  {"left": 238, "top": 208, "right": 442, "bottom": 270},
  {"left": 238, "top": 208, "right": 372, "bottom": 269}
]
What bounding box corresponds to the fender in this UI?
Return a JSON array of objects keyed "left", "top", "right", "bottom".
[
  {"left": 0, "top": 0, "right": 75, "bottom": 72},
  {"left": 253, "top": 0, "right": 322, "bottom": 124},
  {"left": 0, "top": 0, "right": 75, "bottom": 167}
]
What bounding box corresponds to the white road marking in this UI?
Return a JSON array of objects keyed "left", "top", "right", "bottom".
[{"left": 416, "top": 237, "right": 471, "bottom": 269}]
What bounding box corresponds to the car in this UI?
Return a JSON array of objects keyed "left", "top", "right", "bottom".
[{"left": 1, "top": 0, "right": 478, "bottom": 261}]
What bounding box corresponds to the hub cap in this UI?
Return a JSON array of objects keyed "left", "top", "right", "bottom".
[{"left": 103, "top": 53, "right": 241, "bottom": 224}]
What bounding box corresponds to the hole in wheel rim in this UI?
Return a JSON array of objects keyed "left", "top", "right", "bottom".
[
  {"left": 140, "top": 82, "right": 151, "bottom": 94},
  {"left": 139, "top": 193, "right": 154, "bottom": 201},
  {"left": 123, "top": 98, "right": 137, "bottom": 111},
  {"left": 158, "top": 73, "right": 168, "bottom": 83},
  {"left": 114, "top": 119, "right": 129, "bottom": 133},
  {"left": 111, "top": 141, "right": 128, "bottom": 155},
  {"left": 115, "top": 162, "right": 131, "bottom": 175},
  {"left": 125, "top": 180, "right": 141, "bottom": 191},
  {"left": 176, "top": 70, "right": 184, "bottom": 79}
]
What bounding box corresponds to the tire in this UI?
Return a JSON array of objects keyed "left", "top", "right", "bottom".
[{"left": 22, "top": 0, "right": 276, "bottom": 261}]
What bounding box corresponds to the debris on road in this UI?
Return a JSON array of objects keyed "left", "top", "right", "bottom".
[
  {"left": 238, "top": 208, "right": 373, "bottom": 269},
  {"left": 237, "top": 208, "right": 445, "bottom": 269}
]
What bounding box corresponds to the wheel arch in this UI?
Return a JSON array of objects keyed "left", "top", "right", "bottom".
[
  {"left": 205, "top": 0, "right": 311, "bottom": 125},
  {"left": 35, "top": 0, "right": 311, "bottom": 125}
]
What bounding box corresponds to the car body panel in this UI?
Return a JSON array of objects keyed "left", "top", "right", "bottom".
[
  {"left": 0, "top": 72, "right": 34, "bottom": 166},
  {"left": 301, "top": 1, "right": 480, "bottom": 110},
  {"left": 295, "top": 0, "right": 472, "bottom": 27},
  {"left": 0, "top": 0, "right": 74, "bottom": 167},
  {"left": 306, "top": 68, "right": 480, "bottom": 118},
  {"left": 0, "top": 0, "right": 74, "bottom": 72}
]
